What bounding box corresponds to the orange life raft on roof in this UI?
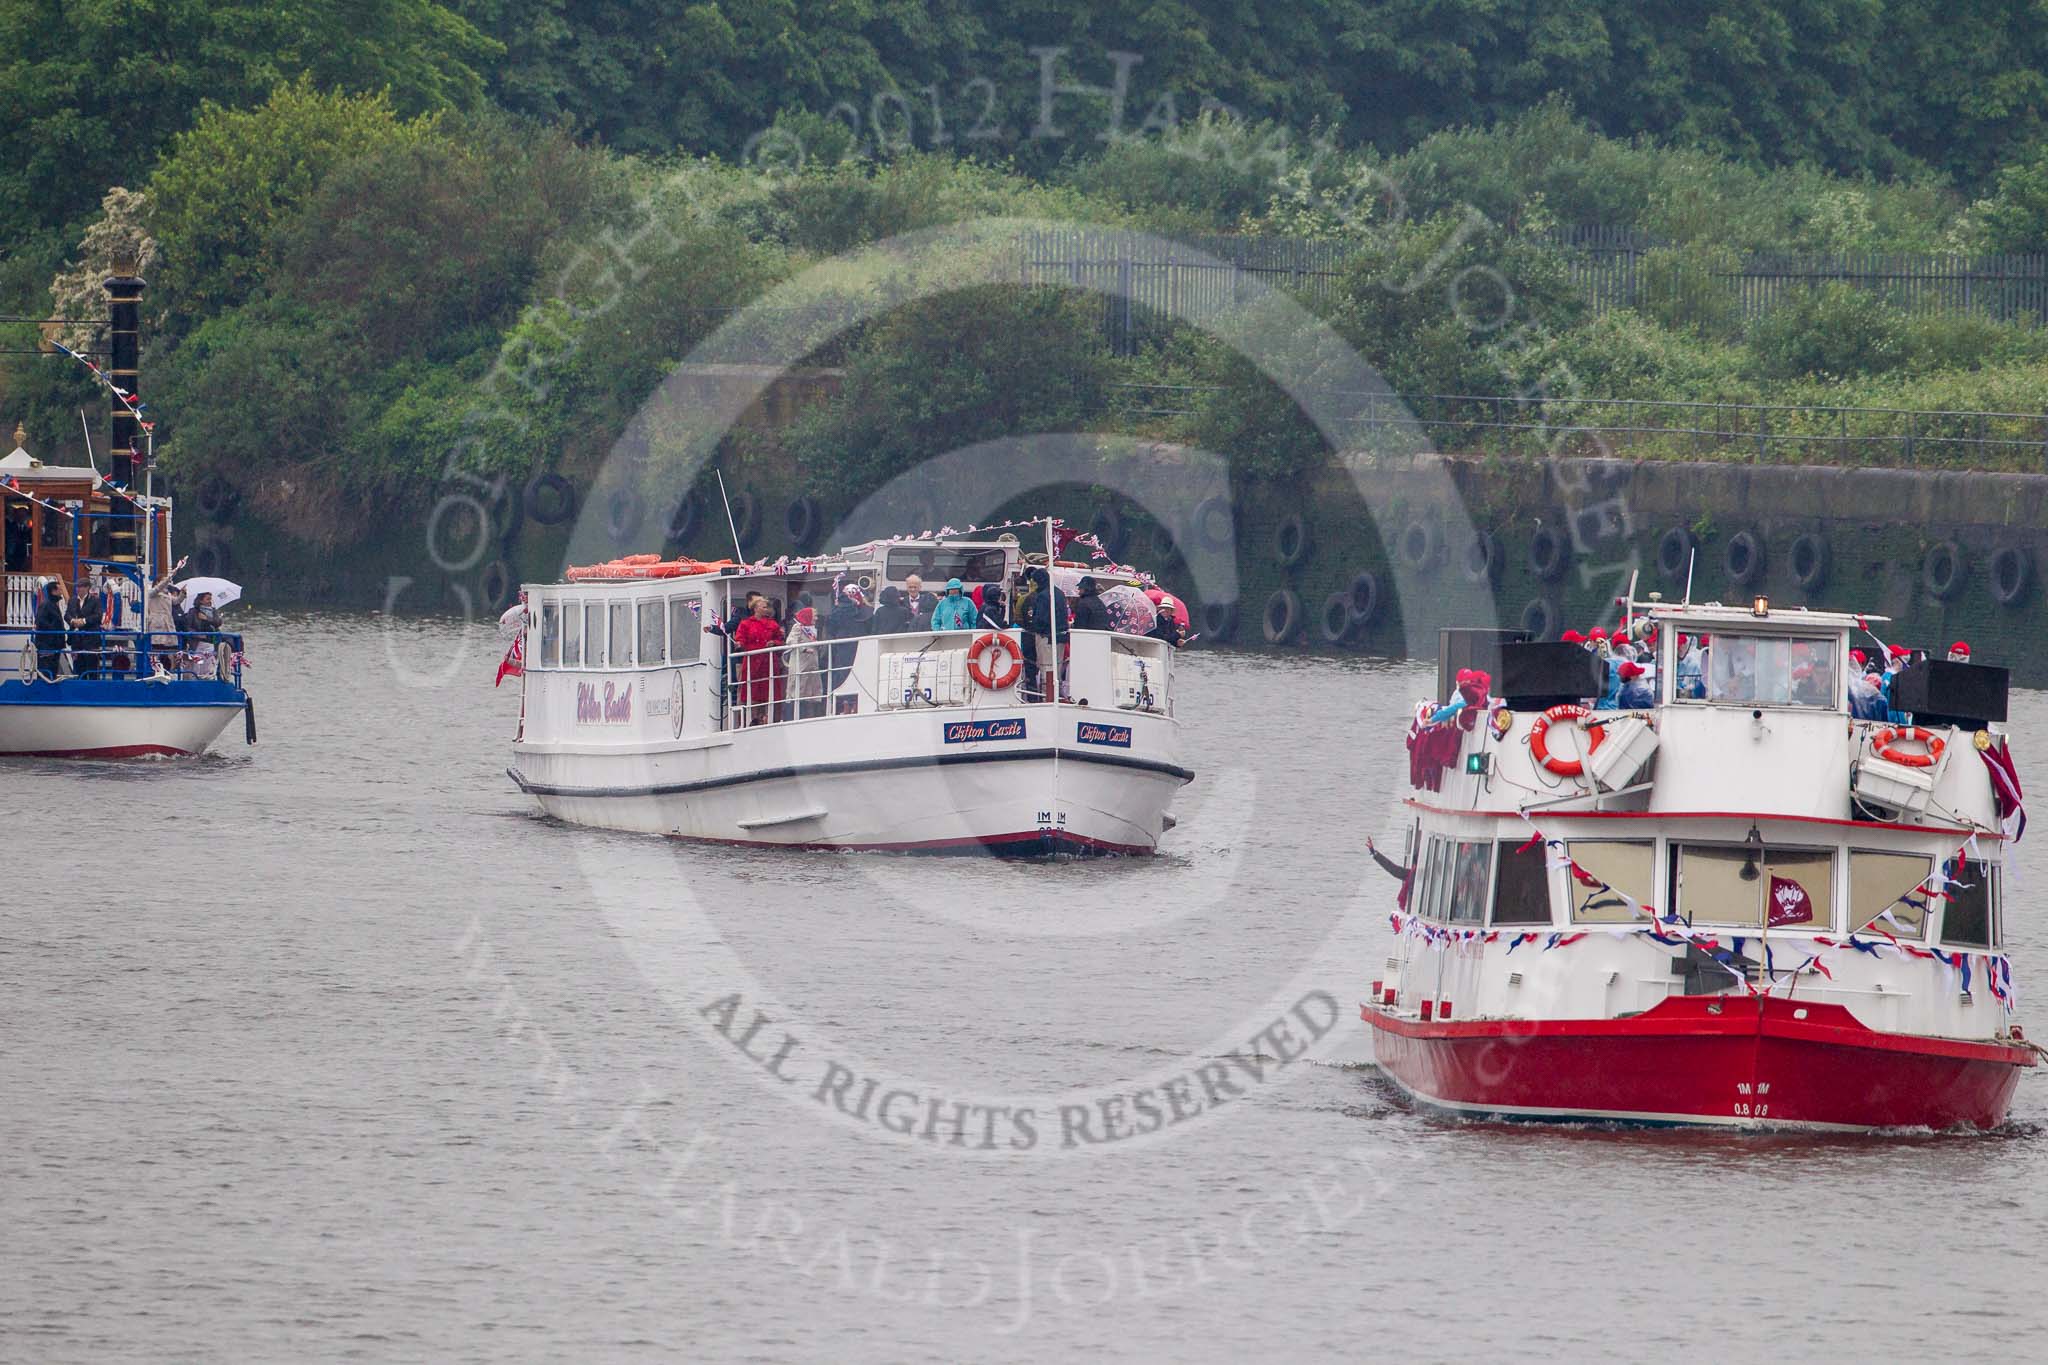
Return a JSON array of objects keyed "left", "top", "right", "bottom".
[{"left": 564, "top": 556, "right": 737, "bottom": 581}]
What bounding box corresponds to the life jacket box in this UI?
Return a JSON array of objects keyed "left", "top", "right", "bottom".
[
  {"left": 1852, "top": 755, "right": 1936, "bottom": 817},
  {"left": 1111, "top": 654, "right": 1164, "bottom": 712},
  {"left": 1586, "top": 714, "right": 1659, "bottom": 790},
  {"left": 1891, "top": 660, "right": 2008, "bottom": 728},
  {"left": 882, "top": 649, "right": 967, "bottom": 707},
  {"left": 1500, "top": 642, "right": 1604, "bottom": 711}
]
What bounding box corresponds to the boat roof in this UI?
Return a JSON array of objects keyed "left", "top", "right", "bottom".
[{"left": 1627, "top": 598, "right": 1886, "bottom": 631}]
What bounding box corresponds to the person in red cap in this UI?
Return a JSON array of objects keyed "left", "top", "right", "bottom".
[
  {"left": 1948, "top": 640, "right": 1971, "bottom": 662},
  {"left": 1617, "top": 659, "right": 1654, "bottom": 708},
  {"left": 1675, "top": 632, "right": 1704, "bottom": 698},
  {"left": 1588, "top": 626, "right": 1609, "bottom": 642},
  {"left": 1560, "top": 629, "right": 1585, "bottom": 645}
]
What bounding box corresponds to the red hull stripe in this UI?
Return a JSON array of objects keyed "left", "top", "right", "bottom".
[
  {"left": 659, "top": 828, "right": 1152, "bottom": 856},
  {"left": 8, "top": 744, "right": 191, "bottom": 759},
  {"left": 1404, "top": 798, "right": 1999, "bottom": 841}
]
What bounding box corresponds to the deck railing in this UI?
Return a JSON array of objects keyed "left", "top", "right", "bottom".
[{"left": 1, "top": 625, "right": 245, "bottom": 686}]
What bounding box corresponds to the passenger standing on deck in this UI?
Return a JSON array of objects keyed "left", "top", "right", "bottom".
[
  {"left": 32, "top": 580, "right": 67, "bottom": 678},
  {"left": 787, "top": 606, "right": 822, "bottom": 718},
  {"left": 825, "top": 580, "right": 868, "bottom": 692},
  {"left": 143, "top": 557, "right": 188, "bottom": 674},
  {"left": 1020, "top": 567, "right": 1067, "bottom": 701},
  {"left": 930, "top": 578, "right": 978, "bottom": 631},
  {"left": 730, "top": 594, "right": 785, "bottom": 725},
  {"left": 902, "top": 574, "right": 931, "bottom": 627},
  {"left": 868, "top": 585, "right": 914, "bottom": 635},
  {"left": 68, "top": 577, "right": 108, "bottom": 679},
  {"left": 1068, "top": 576, "right": 1112, "bottom": 632}
]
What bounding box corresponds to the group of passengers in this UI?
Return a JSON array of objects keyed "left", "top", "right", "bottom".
[
  {"left": 1561, "top": 625, "right": 1664, "bottom": 711},
  {"left": 715, "top": 564, "right": 1187, "bottom": 724},
  {"left": 26, "top": 556, "right": 227, "bottom": 681}
]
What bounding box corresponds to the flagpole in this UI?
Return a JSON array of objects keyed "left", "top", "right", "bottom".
[{"left": 1047, "top": 515, "right": 1060, "bottom": 848}]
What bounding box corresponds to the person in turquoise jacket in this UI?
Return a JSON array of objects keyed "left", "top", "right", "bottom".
[{"left": 930, "top": 578, "right": 980, "bottom": 631}]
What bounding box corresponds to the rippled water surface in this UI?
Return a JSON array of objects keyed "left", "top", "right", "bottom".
[{"left": 5, "top": 610, "right": 2044, "bottom": 1361}]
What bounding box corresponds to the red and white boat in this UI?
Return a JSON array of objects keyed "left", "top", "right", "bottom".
[{"left": 1363, "top": 600, "right": 2036, "bottom": 1131}]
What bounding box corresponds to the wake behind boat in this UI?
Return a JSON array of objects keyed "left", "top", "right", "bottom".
[
  {"left": 1362, "top": 596, "right": 2035, "bottom": 1131},
  {"left": 506, "top": 518, "right": 1193, "bottom": 854}
]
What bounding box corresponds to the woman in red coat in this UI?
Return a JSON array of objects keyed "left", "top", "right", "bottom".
[{"left": 729, "top": 595, "right": 786, "bottom": 725}]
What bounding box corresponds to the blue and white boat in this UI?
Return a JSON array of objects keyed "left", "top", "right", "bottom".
[{"left": 0, "top": 263, "right": 252, "bottom": 758}]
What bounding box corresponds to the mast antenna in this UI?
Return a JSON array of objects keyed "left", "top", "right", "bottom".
[{"left": 714, "top": 469, "right": 745, "bottom": 562}]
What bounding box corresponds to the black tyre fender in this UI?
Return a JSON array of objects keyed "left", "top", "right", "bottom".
[
  {"left": 1789, "top": 532, "right": 1831, "bottom": 592},
  {"left": 1656, "top": 527, "right": 1695, "bottom": 582},
  {"left": 1519, "top": 597, "right": 1557, "bottom": 640},
  {"left": 1198, "top": 599, "right": 1236, "bottom": 643},
  {"left": 1397, "top": 520, "right": 1442, "bottom": 573},
  {"left": 190, "top": 542, "right": 226, "bottom": 579},
  {"left": 1990, "top": 546, "right": 2032, "bottom": 608},
  {"left": 667, "top": 489, "right": 703, "bottom": 545},
  {"left": 1461, "top": 531, "right": 1502, "bottom": 585},
  {"left": 1923, "top": 540, "right": 1967, "bottom": 601},
  {"left": 784, "top": 494, "right": 820, "bottom": 548},
  {"left": 730, "top": 489, "right": 761, "bottom": 549},
  {"left": 1274, "top": 513, "right": 1313, "bottom": 569},
  {"left": 1261, "top": 589, "right": 1302, "bottom": 645},
  {"left": 1528, "top": 526, "right": 1569, "bottom": 582},
  {"left": 1319, "top": 592, "right": 1354, "bottom": 644},
  {"left": 1190, "top": 496, "right": 1234, "bottom": 551},
  {"left": 195, "top": 472, "right": 238, "bottom": 523},
  {"left": 479, "top": 558, "right": 516, "bottom": 611},
  {"left": 525, "top": 472, "right": 576, "bottom": 527},
  {"left": 1348, "top": 570, "right": 1381, "bottom": 625},
  {"left": 604, "top": 487, "right": 643, "bottom": 543},
  {"left": 1724, "top": 530, "right": 1765, "bottom": 588},
  {"left": 1088, "top": 507, "right": 1129, "bottom": 561}
]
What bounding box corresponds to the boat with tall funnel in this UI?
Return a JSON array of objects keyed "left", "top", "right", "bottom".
[{"left": 1362, "top": 595, "right": 2035, "bottom": 1130}]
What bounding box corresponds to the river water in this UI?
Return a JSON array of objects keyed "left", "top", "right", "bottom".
[{"left": 5, "top": 610, "right": 2044, "bottom": 1361}]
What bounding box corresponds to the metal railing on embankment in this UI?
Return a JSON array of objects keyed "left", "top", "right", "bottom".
[{"left": 1107, "top": 385, "right": 2048, "bottom": 472}]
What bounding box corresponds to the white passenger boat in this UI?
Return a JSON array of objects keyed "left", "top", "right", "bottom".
[
  {"left": 506, "top": 522, "right": 1192, "bottom": 854},
  {"left": 1363, "top": 599, "right": 2036, "bottom": 1130}
]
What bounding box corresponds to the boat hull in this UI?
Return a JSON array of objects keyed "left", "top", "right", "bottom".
[
  {"left": 512, "top": 742, "right": 1188, "bottom": 854},
  {"left": 0, "top": 679, "right": 245, "bottom": 758},
  {"left": 1364, "top": 996, "right": 2033, "bottom": 1131}
]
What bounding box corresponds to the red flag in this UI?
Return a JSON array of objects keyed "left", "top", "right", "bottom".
[
  {"left": 1979, "top": 737, "right": 2026, "bottom": 841},
  {"left": 494, "top": 634, "right": 524, "bottom": 686},
  {"left": 1767, "top": 874, "right": 1814, "bottom": 926}
]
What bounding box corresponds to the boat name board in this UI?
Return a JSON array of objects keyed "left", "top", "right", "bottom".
[
  {"left": 944, "top": 717, "right": 1026, "bottom": 744},
  {"left": 1076, "top": 721, "right": 1133, "bottom": 748},
  {"left": 575, "top": 680, "right": 634, "bottom": 725}
]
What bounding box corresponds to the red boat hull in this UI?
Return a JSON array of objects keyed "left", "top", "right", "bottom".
[{"left": 1364, "top": 996, "right": 2033, "bottom": 1130}]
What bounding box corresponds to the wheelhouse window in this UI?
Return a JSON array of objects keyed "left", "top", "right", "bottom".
[
  {"left": 539, "top": 603, "right": 560, "bottom": 668},
  {"left": 584, "top": 602, "right": 605, "bottom": 669},
  {"left": 637, "top": 599, "right": 665, "bottom": 665},
  {"left": 1566, "top": 841, "right": 1655, "bottom": 923},
  {"left": 609, "top": 601, "right": 632, "bottom": 667},
  {"left": 1448, "top": 840, "right": 1491, "bottom": 924},
  {"left": 1418, "top": 837, "right": 1449, "bottom": 922},
  {"left": 1940, "top": 860, "right": 1998, "bottom": 948},
  {"left": 1491, "top": 838, "right": 1552, "bottom": 925},
  {"left": 562, "top": 600, "right": 582, "bottom": 667},
  {"left": 1850, "top": 850, "right": 1932, "bottom": 938},
  {"left": 1673, "top": 843, "right": 1833, "bottom": 928},
  {"left": 886, "top": 546, "right": 1008, "bottom": 585},
  {"left": 1693, "top": 634, "right": 1840, "bottom": 709},
  {"left": 668, "top": 596, "right": 700, "bottom": 662}
]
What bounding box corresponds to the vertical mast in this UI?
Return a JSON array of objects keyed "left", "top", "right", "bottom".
[
  {"left": 1046, "top": 516, "right": 1060, "bottom": 842},
  {"left": 103, "top": 254, "right": 145, "bottom": 569}
]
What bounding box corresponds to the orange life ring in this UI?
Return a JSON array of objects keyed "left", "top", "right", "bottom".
[
  {"left": 1873, "top": 725, "right": 1945, "bottom": 768},
  {"left": 1529, "top": 703, "right": 1606, "bottom": 778},
  {"left": 967, "top": 631, "right": 1023, "bottom": 690}
]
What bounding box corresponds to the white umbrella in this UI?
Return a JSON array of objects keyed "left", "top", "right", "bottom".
[
  {"left": 175, "top": 576, "right": 242, "bottom": 610},
  {"left": 498, "top": 601, "right": 528, "bottom": 639}
]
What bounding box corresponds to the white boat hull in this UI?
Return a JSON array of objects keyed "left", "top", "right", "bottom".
[
  {"left": 0, "top": 699, "right": 242, "bottom": 757},
  {"left": 512, "top": 706, "right": 1190, "bottom": 854}
]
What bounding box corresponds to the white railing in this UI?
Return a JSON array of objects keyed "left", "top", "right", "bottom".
[{"left": 4, "top": 573, "right": 35, "bottom": 626}]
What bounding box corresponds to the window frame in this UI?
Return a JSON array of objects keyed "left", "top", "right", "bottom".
[
  {"left": 1489, "top": 836, "right": 1555, "bottom": 926},
  {"left": 538, "top": 602, "right": 560, "bottom": 669},
  {"left": 1672, "top": 840, "right": 1836, "bottom": 930},
  {"left": 1447, "top": 838, "right": 1493, "bottom": 925},
  {"left": 1848, "top": 848, "right": 1933, "bottom": 940},
  {"left": 562, "top": 598, "right": 582, "bottom": 668},
  {"left": 1939, "top": 861, "right": 1999, "bottom": 950},
  {"left": 1668, "top": 630, "right": 1846, "bottom": 713},
  {"left": 584, "top": 601, "right": 605, "bottom": 670},
  {"left": 1564, "top": 839, "right": 1658, "bottom": 924},
  {"left": 637, "top": 598, "right": 666, "bottom": 666},
  {"left": 668, "top": 595, "right": 702, "bottom": 664}
]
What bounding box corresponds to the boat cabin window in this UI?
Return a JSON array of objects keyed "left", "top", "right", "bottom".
[
  {"left": 609, "top": 601, "right": 631, "bottom": 667},
  {"left": 638, "top": 600, "right": 664, "bottom": 664},
  {"left": 1566, "top": 841, "right": 1655, "bottom": 923},
  {"left": 1673, "top": 843, "right": 1833, "bottom": 928},
  {"left": 668, "top": 596, "right": 700, "bottom": 663},
  {"left": 1448, "top": 840, "right": 1491, "bottom": 924},
  {"left": 539, "top": 603, "right": 560, "bottom": 668},
  {"left": 1692, "top": 633, "right": 1840, "bottom": 709},
  {"left": 584, "top": 602, "right": 605, "bottom": 669},
  {"left": 562, "top": 600, "right": 582, "bottom": 666},
  {"left": 1850, "top": 850, "right": 1931, "bottom": 938},
  {"left": 1418, "top": 838, "right": 1449, "bottom": 921},
  {"left": 1939, "top": 860, "right": 1998, "bottom": 948},
  {"left": 886, "top": 546, "right": 1007, "bottom": 585},
  {"left": 1490, "top": 838, "right": 1552, "bottom": 925},
  {"left": 40, "top": 502, "right": 73, "bottom": 549}
]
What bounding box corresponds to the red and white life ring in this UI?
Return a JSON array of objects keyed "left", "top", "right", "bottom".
[
  {"left": 967, "top": 631, "right": 1023, "bottom": 690},
  {"left": 1873, "top": 725, "right": 1945, "bottom": 768},
  {"left": 1529, "top": 703, "right": 1605, "bottom": 777}
]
